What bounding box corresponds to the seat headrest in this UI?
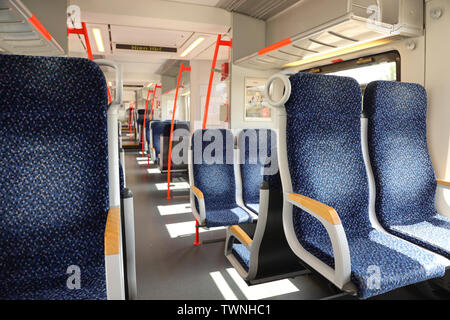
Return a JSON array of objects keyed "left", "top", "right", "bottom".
[
  {"left": 287, "top": 72, "right": 362, "bottom": 118},
  {"left": 364, "top": 81, "right": 427, "bottom": 120},
  {"left": 0, "top": 54, "right": 107, "bottom": 115}
]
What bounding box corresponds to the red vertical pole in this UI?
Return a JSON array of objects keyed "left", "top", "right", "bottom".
[
  {"left": 201, "top": 35, "right": 232, "bottom": 129},
  {"left": 142, "top": 88, "right": 152, "bottom": 156},
  {"left": 167, "top": 64, "right": 191, "bottom": 200},
  {"left": 128, "top": 108, "right": 131, "bottom": 130},
  {"left": 68, "top": 23, "right": 93, "bottom": 61},
  {"left": 107, "top": 87, "right": 112, "bottom": 104},
  {"left": 194, "top": 36, "right": 232, "bottom": 245},
  {"left": 81, "top": 22, "right": 93, "bottom": 60},
  {"left": 150, "top": 84, "right": 161, "bottom": 121},
  {"left": 194, "top": 35, "right": 232, "bottom": 246}
]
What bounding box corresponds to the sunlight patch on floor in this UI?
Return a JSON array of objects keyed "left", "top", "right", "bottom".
[
  {"left": 138, "top": 160, "right": 154, "bottom": 165},
  {"left": 155, "top": 182, "right": 190, "bottom": 190},
  {"left": 226, "top": 268, "right": 299, "bottom": 300},
  {"left": 157, "top": 203, "right": 191, "bottom": 216},
  {"left": 209, "top": 271, "right": 238, "bottom": 300}
]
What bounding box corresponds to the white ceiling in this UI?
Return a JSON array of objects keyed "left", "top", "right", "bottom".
[
  {"left": 67, "top": 0, "right": 231, "bottom": 92},
  {"left": 69, "top": 0, "right": 231, "bottom": 95}
]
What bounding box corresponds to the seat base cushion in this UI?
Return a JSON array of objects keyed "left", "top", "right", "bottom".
[
  {"left": 389, "top": 215, "right": 450, "bottom": 259},
  {"left": 206, "top": 206, "right": 252, "bottom": 228},
  {"left": 1, "top": 268, "right": 106, "bottom": 300},
  {"left": 232, "top": 243, "right": 250, "bottom": 272},
  {"left": 300, "top": 228, "right": 446, "bottom": 299}
]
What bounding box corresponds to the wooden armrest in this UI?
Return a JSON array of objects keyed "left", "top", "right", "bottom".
[
  {"left": 230, "top": 225, "right": 252, "bottom": 246},
  {"left": 191, "top": 186, "right": 204, "bottom": 199},
  {"left": 105, "top": 208, "right": 121, "bottom": 256},
  {"left": 437, "top": 179, "right": 450, "bottom": 188},
  {"left": 288, "top": 193, "right": 341, "bottom": 225}
]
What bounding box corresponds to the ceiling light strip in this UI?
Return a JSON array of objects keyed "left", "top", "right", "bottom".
[
  {"left": 180, "top": 37, "right": 205, "bottom": 57},
  {"left": 92, "top": 28, "right": 105, "bottom": 52}
]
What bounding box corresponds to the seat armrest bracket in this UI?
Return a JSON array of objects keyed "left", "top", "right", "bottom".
[
  {"left": 229, "top": 225, "right": 253, "bottom": 248},
  {"left": 287, "top": 192, "right": 351, "bottom": 288}
]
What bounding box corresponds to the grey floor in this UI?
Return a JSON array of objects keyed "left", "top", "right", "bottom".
[{"left": 123, "top": 140, "right": 449, "bottom": 300}]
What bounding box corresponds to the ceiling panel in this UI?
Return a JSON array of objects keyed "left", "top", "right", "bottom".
[
  {"left": 177, "top": 33, "right": 217, "bottom": 59},
  {"left": 86, "top": 23, "right": 111, "bottom": 55},
  {"left": 120, "top": 62, "right": 162, "bottom": 74},
  {"left": 193, "top": 39, "right": 230, "bottom": 60},
  {"left": 217, "top": 0, "right": 303, "bottom": 21}
]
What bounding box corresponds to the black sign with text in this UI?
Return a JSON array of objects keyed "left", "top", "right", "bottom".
[{"left": 115, "top": 44, "right": 177, "bottom": 53}]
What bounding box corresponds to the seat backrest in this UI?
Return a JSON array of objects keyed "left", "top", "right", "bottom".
[
  {"left": 364, "top": 81, "right": 437, "bottom": 227},
  {"left": 0, "top": 54, "right": 109, "bottom": 299},
  {"left": 161, "top": 121, "right": 190, "bottom": 137},
  {"left": 159, "top": 121, "right": 190, "bottom": 170},
  {"left": 191, "top": 129, "right": 236, "bottom": 210},
  {"left": 238, "top": 129, "right": 279, "bottom": 213},
  {"left": 145, "top": 120, "right": 151, "bottom": 142},
  {"left": 284, "top": 73, "right": 370, "bottom": 241},
  {"left": 137, "top": 109, "right": 145, "bottom": 117},
  {"left": 150, "top": 120, "right": 167, "bottom": 156}
]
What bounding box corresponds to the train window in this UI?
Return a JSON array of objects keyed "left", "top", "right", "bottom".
[{"left": 303, "top": 51, "right": 400, "bottom": 90}]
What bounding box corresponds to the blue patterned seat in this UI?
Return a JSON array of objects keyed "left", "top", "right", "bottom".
[
  {"left": 137, "top": 111, "right": 145, "bottom": 135},
  {"left": 365, "top": 81, "right": 450, "bottom": 259},
  {"left": 150, "top": 120, "right": 169, "bottom": 160},
  {"left": 0, "top": 54, "right": 110, "bottom": 299},
  {"left": 284, "top": 73, "right": 446, "bottom": 299},
  {"left": 191, "top": 129, "right": 253, "bottom": 228},
  {"left": 238, "top": 129, "right": 279, "bottom": 215},
  {"left": 231, "top": 243, "right": 250, "bottom": 272},
  {"left": 145, "top": 120, "right": 151, "bottom": 142},
  {"left": 159, "top": 121, "right": 190, "bottom": 171},
  {"left": 146, "top": 120, "right": 156, "bottom": 154}
]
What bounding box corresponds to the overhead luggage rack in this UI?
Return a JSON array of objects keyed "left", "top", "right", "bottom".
[
  {"left": 235, "top": 0, "right": 423, "bottom": 70},
  {"left": 0, "top": 0, "right": 64, "bottom": 56}
]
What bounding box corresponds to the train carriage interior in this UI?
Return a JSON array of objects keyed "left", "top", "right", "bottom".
[{"left": 1, "top": 0, "right": 450, "bottom": 308}]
